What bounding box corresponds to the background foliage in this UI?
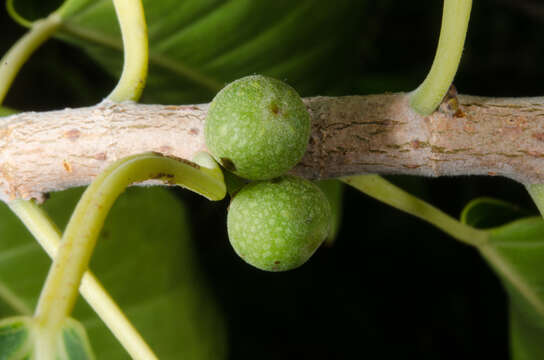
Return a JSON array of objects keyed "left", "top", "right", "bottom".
[{"left": 2, "top": 0, "right": 544, "bottom": 358}]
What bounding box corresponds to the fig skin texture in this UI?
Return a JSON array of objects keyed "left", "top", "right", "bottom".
[
  {"left": 205, "top": 75, "right": 310, "bottom": 180},
  {"left": 227, "top": 176, "right": 331, "bottom": 272}
]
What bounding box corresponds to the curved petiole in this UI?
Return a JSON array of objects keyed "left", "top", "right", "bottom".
[
  {"left": 0, "top": 13, "right": 61, "bottom": 104},
  {"left": 32, "top": 152, "right": 225, "bottom": 355},
  {"left": 8, "top": 199, "right": 159, "bottom": 360},
  {"left": 6, "top": 0, "right": 91, "bottom": 26},
  {"left": 6, "top": 0, "right": 33, "bottom": 28},
  {"left": 1, "top": 0, "right": 95, "bottom": 105},
  {"left": 342, "top": 174, "right": 487, "bottom": 247},
  {"left": 107, "top": 0, "right": 149, "bottom": 102},
  {"left": 410, "top": 0, "right": 472, "bottom": 115}
]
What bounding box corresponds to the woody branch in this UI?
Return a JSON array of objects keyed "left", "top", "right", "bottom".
[{"left": 1, "top": 90, "right": 543, "bottom": 202}]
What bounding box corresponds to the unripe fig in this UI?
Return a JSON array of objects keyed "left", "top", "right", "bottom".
[
  {"left": 227, "top": 176, "right": 331, "bottom": 271},
  {"left": 205, "top": 75, "right": 310, "bottom": 180}
]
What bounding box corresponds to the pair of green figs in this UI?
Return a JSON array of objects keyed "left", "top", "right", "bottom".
[{"left": 205, "top": 75, "right": 332, "bottom": 272}]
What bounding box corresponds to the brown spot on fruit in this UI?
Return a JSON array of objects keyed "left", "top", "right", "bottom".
[
  {"left": 270, "top": 102, "right": 280, "bottom": 115},
  {"left": 189, "top": 128, "right": 199, "bottom": 135},
  {"left": 274, "top": 261, "right": 281, "bottom": 265}
]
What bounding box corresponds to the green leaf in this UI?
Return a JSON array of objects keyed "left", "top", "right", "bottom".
[
  {"left": 510, "top": 304, "right": 544, "bottom": 360},
  {"left": 0, "top": 316, "right": 94, "bottom": 359},
  {"left": 0, "top": 187, "right": 226, "bottom": 359},
  {"left": 461, "top": 199, "right": 544, "bottom": 359},
  {"left": 55, "top": 0, "right": 366, "bottom": 103},
  {"left": 461, "top": 197, "right": 530, "bottom": 229},
  {"left": 61, "top": 318, "right": 95, "bottom": 360},
  {"left": 461, "top": 197, "right": 544, "bottom": 360},
  {"left": 0, "top": 316, "right": 33, "bottom": 359},
  {"left": 484, "top": 218, "right": 544, "bottom": 360}
]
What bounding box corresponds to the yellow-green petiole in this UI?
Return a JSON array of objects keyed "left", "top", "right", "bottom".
[
  {"left": 32, "top": 152, "right": 225, "bottom": 356},
  {"left": 107, "top": 0, "right": 149, "bottom": 102},
  {"left": 410, "top": 0, "right": 472, "bottom": 115}
]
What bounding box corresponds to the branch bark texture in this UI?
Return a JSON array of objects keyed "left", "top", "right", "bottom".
[{"left": 1, "top": 92, "right": 543, "bottom": 201}]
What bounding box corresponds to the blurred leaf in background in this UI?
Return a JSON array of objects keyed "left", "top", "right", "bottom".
[
  {"left": 53, "top": 0, "right": 367, "bottom": 103},
  {"left": 461, "top": 198, "right": 544, "bottom": 360}
]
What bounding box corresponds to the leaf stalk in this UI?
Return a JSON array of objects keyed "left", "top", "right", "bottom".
[{"left": 410, "top": 0, "right": 472, "bottom": 115}]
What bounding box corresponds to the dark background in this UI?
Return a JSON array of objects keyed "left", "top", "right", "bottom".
[{"left": 2, "top": 1, "right": 543, "bottom": 359}]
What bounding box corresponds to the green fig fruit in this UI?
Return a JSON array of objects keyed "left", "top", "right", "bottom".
[
  {"left": 205, "top": 75, "right": 310, "bottom": 180},
  {"left": 227, "top": 176, "right": 331, "bottom": 271}
]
